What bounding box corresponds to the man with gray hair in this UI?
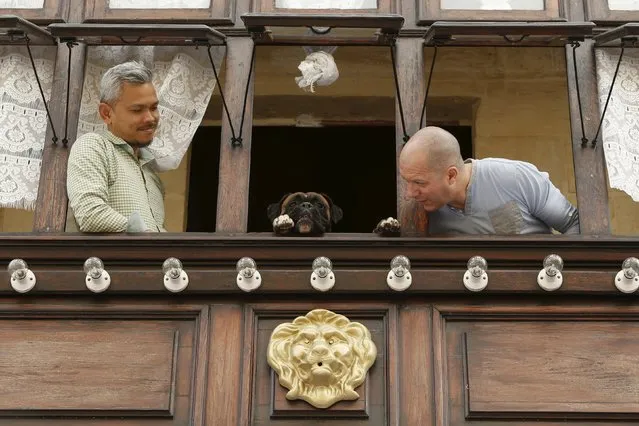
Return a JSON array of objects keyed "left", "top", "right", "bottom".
[
  {"left": 67, "top": 61, "right": 166, "bottom": 232},
  {"left": 395, "top": 126, "right": 580, "bottom": 235}
]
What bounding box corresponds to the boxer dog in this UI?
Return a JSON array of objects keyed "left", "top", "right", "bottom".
[{"left": 267, "top": 192, "right": 343, "bottom": 236}]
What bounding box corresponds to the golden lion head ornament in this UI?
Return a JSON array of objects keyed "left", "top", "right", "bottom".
[{"left": 267, "top": 309, "right": 377, "bottom": 409}]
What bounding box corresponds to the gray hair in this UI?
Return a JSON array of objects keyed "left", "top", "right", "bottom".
[{"left": 99, "top": 61, "right": 153, "bottom": 104}]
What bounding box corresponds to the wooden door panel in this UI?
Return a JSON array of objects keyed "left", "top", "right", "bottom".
[
  {"left": 436, "top": 305, "right": 639, "bottom": 425},
  {"left": 0, "top": 302, "right": 209, "bottom": 425},
  {"left": 1, "top": 321, "right": 177, "bottom": 413},
  {"left": 465, "top": 323, "right": 639, "bottom": 416}
]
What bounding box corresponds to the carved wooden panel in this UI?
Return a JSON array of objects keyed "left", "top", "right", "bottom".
[
  {"left": 435, "top": 304, "right": 639, "bottom": 424},
  {"left": 1, "top": 321, "right": 177, "bottom": 414},
  {"left": 585, "top": 0, "right": 639, "bottom": 23},
  {"left": 0, "top": 301, "right": 209, "bottom": 425},
  {"left": 243, "top": 304, "right": 395, "bottom": 425},
  {"left": 83, "top": 0, "right": 233, "bottom": 25},
  {"left": 0, "top": 0, "right": 66, "bottom": 23},
  {"left": 417, "top": 0, "right": 564, "bottom": 24}
]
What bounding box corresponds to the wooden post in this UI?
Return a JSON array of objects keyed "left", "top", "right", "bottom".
[
  {"left": 215, "top": 37, "right": 255, "bottom": 233},
  {"left": 395, "top": 37, "right": 428, "bottom": 236},
  {"left": 565, "top": 41, "right": 611, "bottom": 235},
  {"left": 565, "top": 0, "right": 611, "bottom": 235},
  {"left": 33, "top": 2, "right": 87, "bottom": 232}
]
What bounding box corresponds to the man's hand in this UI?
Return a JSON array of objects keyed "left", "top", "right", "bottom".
[
  {"left": 374, "top": 217, "right": 401, "bottom": 236},
  {"left": 126, "top": 211, "right": 147, "bottom": 233}
]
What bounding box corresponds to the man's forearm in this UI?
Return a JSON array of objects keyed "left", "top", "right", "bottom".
[{"left": 72, "top": 201, "right": 128, "bottom": 233}]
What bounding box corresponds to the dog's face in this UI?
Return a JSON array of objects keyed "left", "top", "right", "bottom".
[{"left": 268, "top": 192, "right": 343, "bottom": 235}]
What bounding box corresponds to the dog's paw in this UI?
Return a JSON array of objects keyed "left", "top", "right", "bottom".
[
  {"left": 273, "top": 214, "right": 295, "bottom": 235},
  {"left": 374, "top": 217, "right": 401, "bottom": 236}
]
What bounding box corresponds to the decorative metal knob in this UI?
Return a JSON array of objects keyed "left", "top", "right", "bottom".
[
  {"left": 162, "top": 257, "right": 188, "bottom": 293},
  {"left": 84, "top": 256, "right": 110, "bottom": 293},
  {"left": 387, "top": 255, "right": 412, "bottom": 291},
  {"left": 8, "top": 258, "right": 36, "bottom": 293},
  {"left": 236, "top": 257, "right": 261, "bottom": 292},
  {"left": 615, "top": 257, "right": 639, "bottom": 294},
  {"left": 311, "top": 256, "right": 334, "bottom": 291},
  {"left": 537, "top": 254, "right": 564, "bottom": 291},
  {"left": 463, "top": 256, "right": 488, "bottom": 292}
]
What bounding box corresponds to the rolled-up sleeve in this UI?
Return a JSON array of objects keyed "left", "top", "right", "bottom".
[
  {"left": 66, "top": 135, "right": 128, "bottom": 233},
  {"left": 516, "top": 162, "right": 580, "bottom": 234}
]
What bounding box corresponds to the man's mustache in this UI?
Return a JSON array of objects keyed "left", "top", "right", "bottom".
[{"left": 138, "top": 123, "right": 158, "bottom": 131}]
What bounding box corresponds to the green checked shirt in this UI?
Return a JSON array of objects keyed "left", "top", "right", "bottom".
[{"left": 67, "top": 130, "right": 166, "bottom": 233}]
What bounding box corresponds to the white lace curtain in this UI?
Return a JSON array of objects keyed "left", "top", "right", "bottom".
[
  {"left": 0, "top": 46, "right": 55, "bottom": 210},
  {"left": 595, "top": 48, "right": 639, "bottom": 202},
  {"left": 0, "top": 45, "right": 223, "bottom": 210},
  {"left": 77, "top": 45, "right": 224, "bottom": 171}
]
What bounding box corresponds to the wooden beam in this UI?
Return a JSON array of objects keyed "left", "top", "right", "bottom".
[
  {"left": 593, "top": 23, "right": 639, "bottom": 46},
  {"left": 204, "top": 94, "right": 475, "bottom": 124},
  {"left": 252, "top": 35, "right": 389, "bottom": 46},
  {"left": 566, "top": 40, "right": 610, "bottom": 234},
  {"left": 33, "top": 0, "right": 85, "bottom": 232},
  {"left": 241, "top": 12, "right": 404, "bottom": 32},
  {"left": 395, "top": 38, "right": 428, "bottom": 236},
  {"left": 215, "top": 37, "right": 255, "bottom": 232},
  {"left": 400, "top": 306, "right": 435, "bottom": 425},
  {"left": 205, "top": 305, "right": 243, "bottom": 426},
  {"left": 0, "top": 15, "right": 56, "bottom": 45},
  {"left": 424, "top": 21, "right": 594, "bottom": 47},
  {"left": 48, "top": 23, "right": 226, "bottom": 46},
  {"left": 564, "top": 0, "right": 610, "bottom": 235},
  {"left": 33, "top": 42, "right": 87, "bottom": 232}
]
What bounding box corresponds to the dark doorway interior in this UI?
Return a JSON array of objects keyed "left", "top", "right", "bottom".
[
  {"left": 248, "top": 125, "right": 396, "bottom": 233},
  {"left": 186, "top": 126, "right": 221, "bottom": 232},
  {"left": 186, "top": 125, "right": 472, "bottom": 233}
]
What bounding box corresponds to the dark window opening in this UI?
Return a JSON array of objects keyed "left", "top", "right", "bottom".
[
  {"left": 186, "top": 124, "right": 472, "bottom": 233},
  {"left": 449, "top": 125, "right": 473, "bottom": 160},
  {"left": 249, "top": 125, "right": 396, "bottom": 233},
  {"left": 186, "top": 126, "right": 221, "bottom": 232}
]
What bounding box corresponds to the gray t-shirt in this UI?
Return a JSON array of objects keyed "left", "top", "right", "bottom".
[{"left": 428, "top": 158, "right": 580, "bottom": 235}]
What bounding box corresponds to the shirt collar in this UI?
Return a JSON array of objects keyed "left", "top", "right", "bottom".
[
  {"left": 446, "top": 158, "right": 474, "bottom": 215},
  {"left": 102, "top": 130, "right": 156, "bottom": 167}
]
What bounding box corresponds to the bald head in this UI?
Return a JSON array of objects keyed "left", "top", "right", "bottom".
[{"left": 400, "top": 126, "right": 464, "bottom": 172}]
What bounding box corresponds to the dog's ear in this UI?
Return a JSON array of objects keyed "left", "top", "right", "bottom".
[
  {"left": 267, "top": 193, "right": 291, "bottom": 221},
  {"left": 321, "top": 193, "right": 343, "bottom": 224}
]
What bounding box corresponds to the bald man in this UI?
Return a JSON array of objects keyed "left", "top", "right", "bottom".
[{"left": 398, "top": 126, "right": 580, "bottom": 235}]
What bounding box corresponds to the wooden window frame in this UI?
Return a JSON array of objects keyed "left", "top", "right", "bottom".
[
  {"left": 48, "top": 22, "right": 226, "bottom": 46},
  {"left": 593, "top": 23, "right": 639, "bottom": 46},
  {"left": 0, "top": 0, "right": 66, "bottom": 24},
  {"left": 417, "top": 0, "right": 566, "bottom": 25},
  {"left": 0, "top": 15, "right": 56, "bottom": 45},
  {"left": 251, "top": 0, "right": 395, "bottom": 15},
  {"left": 423, "top": 21, "right": 595, "bottom": 47},
  {"left": 83, "top": 0, "right": 234, "bottom": 26},
  {"left": 241, "top": 13, "right": 403, "bottom": 45},
  {"left": 585, "top": 0, "right": 639, "bottom": 24}
]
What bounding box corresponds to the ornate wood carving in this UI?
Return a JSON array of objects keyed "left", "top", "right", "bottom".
[{"left": 242, "top": 304, "right": 393, "bottom": 423}]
